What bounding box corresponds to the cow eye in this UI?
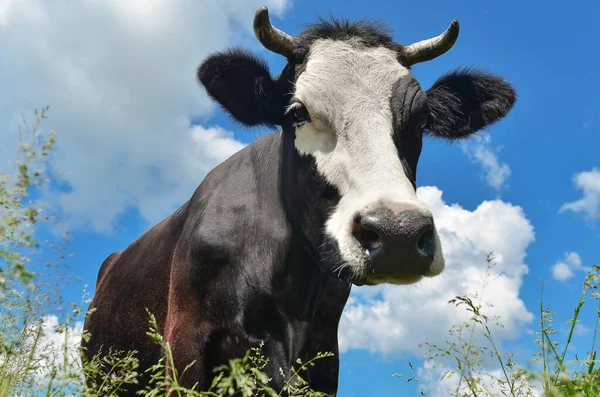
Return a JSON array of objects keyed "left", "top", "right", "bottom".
[{"left": 291, "top": 102, "right": 311, "bottom": 126}]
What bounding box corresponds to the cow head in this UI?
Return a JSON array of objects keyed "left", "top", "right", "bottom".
[{"left": 197, "top": 7, "right": 516, "bottom": 286}]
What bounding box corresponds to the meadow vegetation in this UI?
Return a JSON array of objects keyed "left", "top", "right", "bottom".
[{"left": 1, "top": 108, "right": 598, "bottom": 396}]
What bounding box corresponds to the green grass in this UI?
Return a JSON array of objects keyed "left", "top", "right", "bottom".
[{"left": 1, "top": 108, "right": 598, "bottom": 396}]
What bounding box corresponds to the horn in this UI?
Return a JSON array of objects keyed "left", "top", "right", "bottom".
[
  {"left": 403, "top": 19, "right": 460, "bottom": 66},
  {"left": 253, "top": 6, "right": 295, "bottom": 58}
]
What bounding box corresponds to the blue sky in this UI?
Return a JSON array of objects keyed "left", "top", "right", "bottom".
[{"left": 1, "top": 0, "right": 599, "bottom": 395}]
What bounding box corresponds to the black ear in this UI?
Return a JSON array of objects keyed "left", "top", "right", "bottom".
[
  {"left": 424, "top": 68, "right": 516, "bottom": 140},
  {"left": 197, "top": 48, "right": 286, "bottom": 127}
]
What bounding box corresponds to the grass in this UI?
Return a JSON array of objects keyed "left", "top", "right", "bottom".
[
  {"left": 1, "top": 108, "right": 598, "bottom": 396},
  {"left": 401, "top": 257, "right": 600, "bottom": 397}
]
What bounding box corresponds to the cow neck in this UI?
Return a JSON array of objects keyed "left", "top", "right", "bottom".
[
  {"left": 288, "top": 244, "right": 330, "bottom": 322},
  {"left": 277, "top": 128, "right": 331, "bottom": 322}
]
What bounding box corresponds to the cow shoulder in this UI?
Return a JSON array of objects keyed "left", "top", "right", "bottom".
[
  {"left": 95, "top": 250, "right": 121, "bottom": 287},
  {"left": 182, "top": 132, "right": 290, "bottom": 260}
]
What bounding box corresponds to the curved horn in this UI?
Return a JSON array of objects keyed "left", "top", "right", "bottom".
[
  {"left": 253, "top": 6, "right": 295, "bottom": 58},
  {"left": 403, "top": 19, "right": 460, "bottom": 66}
]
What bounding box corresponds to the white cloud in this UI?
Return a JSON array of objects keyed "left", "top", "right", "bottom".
[
  {"left": 560, "top": 167, "right": 600, "bottom": 223},
  {"left": 338, "top": 186, "right": 535, "bottom": 356},
  {"left": 461, "top": 135, "right": 511, "bottom": 191},
  {"left": 552, "top": 251, "right": 586, "bottom": 282},
  {"left": 565, "top": 251, "right": 582, "bottom": 268},
  {"left": 0, "top": 0, "right": 287, "bottom": 233},
  {"left": 552, "top": 262, "right": 574, "bottom": 281}
]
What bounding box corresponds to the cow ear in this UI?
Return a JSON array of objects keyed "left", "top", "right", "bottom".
[
  {"left": 197, "top": 48, "right": 285, "bottom": 127},
  {"left": 424, "top": 68, "right": 516, "bottom": 140}
]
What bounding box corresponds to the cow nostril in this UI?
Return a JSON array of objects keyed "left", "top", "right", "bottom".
[
  {"left": 354, "top": 229, "right": 382, "bottom": 252},
  {"left": 417, "top": 228, "right": 435, "bottom": 257},
  {"left": 351, "top": 216, "right": 382, "bottom": 252},
  {"left": 360, "top": 230, "right": 381, "bottom": 249}
]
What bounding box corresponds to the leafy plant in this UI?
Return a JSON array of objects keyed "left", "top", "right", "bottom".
[{"left": 407, "top": 255, "right": 600, "bottom": 397}]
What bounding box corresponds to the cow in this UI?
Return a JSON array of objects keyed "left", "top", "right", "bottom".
[{"left": 81, "top": 6, "right": 516, "bottom": 396}]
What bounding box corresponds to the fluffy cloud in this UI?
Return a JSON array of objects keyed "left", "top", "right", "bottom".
[
  {"left": 560, "top": 167, "right": 600, "bottom": 223},
  {"left": 338, "top": 186, "right": 535, "bottom": 355},
  {"left": 461, "top": 135, "right": 511, "bottom": 191},
  {"left": 0, "top": 0, "right": 286, "bottom": 233},
  {"left": 552, "top": 262, "right": 574, "bottom": 281},
  {"left": 552, "top": 251, "right": 586, "bottom": 281}
]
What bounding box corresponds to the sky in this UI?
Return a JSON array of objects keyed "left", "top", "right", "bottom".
[{"left": 1, "top": 0, "right": 599, "bottom": 395}]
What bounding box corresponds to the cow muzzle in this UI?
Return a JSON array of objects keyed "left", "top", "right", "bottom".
[{"left": 351, "top": 202, "right": 442, "bottom": 283}]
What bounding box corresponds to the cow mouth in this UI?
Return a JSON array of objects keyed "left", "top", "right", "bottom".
[
  {"left": 348, "top": 268, "right": 424, "bottom": 286},
  {"left": 363, "top": 273, "right": 424, "bottom": 285},
  {"left": 319, "top": 233, "right": 436, "bottom": 286},
  {"left": 349, "top": 237, "right": 431, "bottom": 285}
]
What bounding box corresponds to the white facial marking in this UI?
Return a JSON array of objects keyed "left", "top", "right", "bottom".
[
  {"left": 287, "top": 102, "right": 337, "bottom": 154},
  {"left": 292, "top": 39, "right": 445, "bottom": 283}
]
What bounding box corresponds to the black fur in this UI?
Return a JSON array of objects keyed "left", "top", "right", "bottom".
[
  {"left": 390, "top": 75, "right": 428, "bottom": 188},
  {"left": 83, "top": 132, "right": 351, "bottom": 396},
  {"left": 425, "top": 68, "right": 517, "bottom": 140},
  {"left": 197, "top": 48, "right": 286, "bottom": 128}
]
